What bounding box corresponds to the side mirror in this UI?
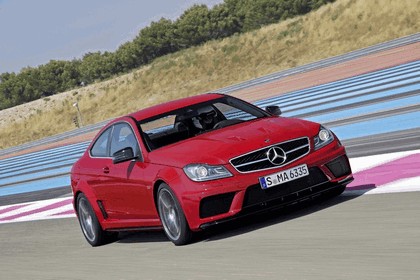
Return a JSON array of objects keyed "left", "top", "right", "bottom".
[
  {"left": 266, "top": 105, "right": 282, "bottom": 116},
  {"left": 112, "top": 147, "right": 137, "bottom": 164}
]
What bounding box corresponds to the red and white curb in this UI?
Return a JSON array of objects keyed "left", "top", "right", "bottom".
[
  {"left": 0, "top": 149, "right": 419, "bottom": 224},
  {"left": 0, "top": 197, "right": 74, "bottom": 224},
  {"left": 346, "top": 149, "right": 420, "bottom": 195}
]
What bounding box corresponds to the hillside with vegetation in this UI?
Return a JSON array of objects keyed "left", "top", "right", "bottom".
[
  {"left": 0, "top": 0, "right": 419, "bottom": 149},
  {"left": 0, "top": 0, "right": 332, "bottom": 110}
]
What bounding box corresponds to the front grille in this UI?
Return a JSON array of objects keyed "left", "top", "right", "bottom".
[
  {"left": 326, "top": 155, "right": 352, "bottom": 178},
  {"left": 200, "top": 192, "right": 235, "bottom": 218},
  {"left": 230, "top": 137, "right": 310, "bottom": 173},
  {"left": 243, "top": 167, "right": 328, "bottom": 208}
]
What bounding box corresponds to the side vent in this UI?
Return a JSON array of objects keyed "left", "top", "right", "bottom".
[{"left": 97, "top": 200, "right": 108, "bottom": 219}]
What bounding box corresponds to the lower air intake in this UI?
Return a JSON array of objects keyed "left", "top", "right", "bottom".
[
  {"left": 200, "top": 192, "right": 235, "bottom": 218},
  {"left": 326, "top": 155, "right": 351, "bottom": 178}
]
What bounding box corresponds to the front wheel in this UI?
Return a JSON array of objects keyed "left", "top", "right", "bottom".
[
  {"left": 76, "top": 193, "right": 118, "bottom": 246},
  {"left": 157, "top": 184, "right": 193, "bottom": 245}
]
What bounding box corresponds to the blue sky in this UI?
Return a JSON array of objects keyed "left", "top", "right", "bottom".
[{"left": 0, "top": 0, "right": 223, "bottom": 73}]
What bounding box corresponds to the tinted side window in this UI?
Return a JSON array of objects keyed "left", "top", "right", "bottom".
[
  {"left": 90, "top": 128, "right": 111, "bottom": 157},
  {"left": 110, "top": 123, "right": 140, "bottom": 157}
]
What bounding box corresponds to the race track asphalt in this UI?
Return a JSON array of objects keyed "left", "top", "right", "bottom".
[{"left": 1, "top": 191, "right": 419, "bottom": 279}]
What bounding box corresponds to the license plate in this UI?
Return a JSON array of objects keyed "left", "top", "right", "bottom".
[{"left": 259, "top": 164, "right": 309, "bottom": 189}]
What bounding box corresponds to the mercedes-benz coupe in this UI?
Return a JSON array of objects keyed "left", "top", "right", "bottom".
[{"left": 71, "top": 93, "right": 353, "bottom": 246}]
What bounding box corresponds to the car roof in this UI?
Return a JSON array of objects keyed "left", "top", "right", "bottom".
[{"left": 129, "top": 93, "right": 224, "bottom": 121}]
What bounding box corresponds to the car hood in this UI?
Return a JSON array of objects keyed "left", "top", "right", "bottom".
[{"left": 147, "top": 117, "right": 319, "bottom": 168}]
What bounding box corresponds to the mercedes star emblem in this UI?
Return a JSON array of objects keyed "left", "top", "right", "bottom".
[{"left": 267, "top": 147, "right": 287, "bottom": 165}]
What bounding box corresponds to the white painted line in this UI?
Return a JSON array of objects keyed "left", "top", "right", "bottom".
[{"left": 349, "top": 148, "right": 420, "bottom": 172}]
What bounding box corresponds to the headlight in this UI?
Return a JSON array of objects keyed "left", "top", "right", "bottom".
[
  {"left": 183, "top": 164, "right": 232, "bottom": 182},
  {"left": 314, "top": 125, "right": 334, "bottom": 150}
]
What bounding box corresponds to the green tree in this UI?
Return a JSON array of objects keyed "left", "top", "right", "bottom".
[
  {"left": 133, "top": 18, "right": 179, "bottom": 64},
  {"left": 115, "top": 41, "right": 141, "bottom": 72},
  {"left": 175, "top": 5, "right": 213, "bottom": 47}
]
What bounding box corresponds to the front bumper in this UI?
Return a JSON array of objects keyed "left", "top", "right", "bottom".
[
  {"left": 200, "top": 176, "right": 353, "bottom": 230},
  {"left": 177, "top": 142, "right": 353, "bottom": 231}
]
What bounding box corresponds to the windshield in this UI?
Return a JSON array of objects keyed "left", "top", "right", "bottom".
[{"left": 139, "top": 96, "right": 269, "bottom": 151}]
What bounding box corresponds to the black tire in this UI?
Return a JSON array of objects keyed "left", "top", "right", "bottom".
[
  {"left": 76, "top": 193, "right": 118, "bottom": 246},
  {"left": 157, "top": 184, "right": 193, "bottom": 246}
]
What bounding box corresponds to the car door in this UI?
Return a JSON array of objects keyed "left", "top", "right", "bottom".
[
  {"left": 100, "top": 121, "right": 153, "bottom": 220},
  {"left": 85, "top": 126, "right": 114, "bottom": 203}
]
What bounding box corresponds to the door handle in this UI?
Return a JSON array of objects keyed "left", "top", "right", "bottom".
[{"left": 103, "top": 167, "right": 110, "bottom": 174}]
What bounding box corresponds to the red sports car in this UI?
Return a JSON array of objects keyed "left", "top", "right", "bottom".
[{"left": 71, "top": 93, "right": 353, "bottom": 246}]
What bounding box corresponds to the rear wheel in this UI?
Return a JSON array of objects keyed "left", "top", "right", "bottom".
[
  {"left": 76, "top": 193, "right": 118, "bottom": 246},
  {"left": 157, "top": 184, "right": 193, "bottom": 245}
]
